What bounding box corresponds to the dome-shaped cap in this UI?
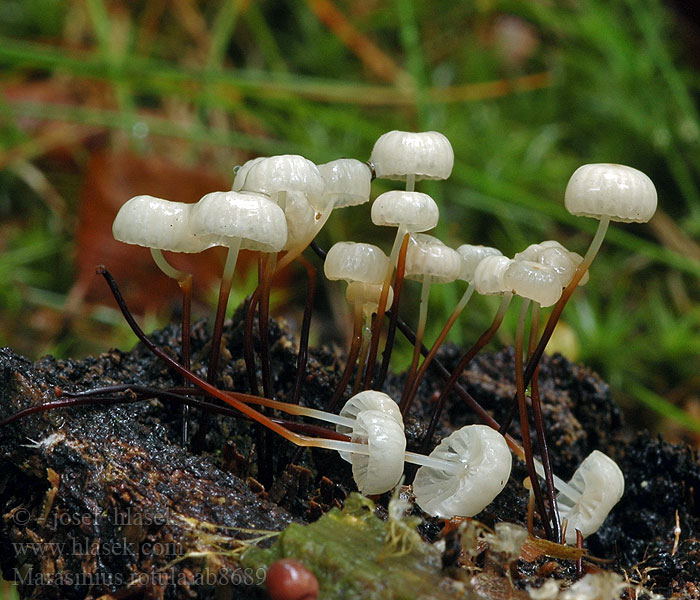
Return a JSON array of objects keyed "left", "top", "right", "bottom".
[
  {"left": 345, "top": 282, "right": 394, "bottom": 315},
  {"left": 239, "top": 155, "right": 326, "bottom": 211},
  {"left": 371, "top": 190, "right": 439, "bottom": 232},
  {"left": 413, "top": 424, "right": 512, "bottom": 518},
  {"left": 279, "top": 190, "right": 317, "bottom": 251},
  {"left": 370, "top": 131, "right": 454, "bottom": 181},
  {"left": 190, "top": 191, "right": 287, "bottom": 252},
  {"left": 324, "top": 242, "right": 389, "bottom": 284},
  {"left": 558, "top": 450, "right": 624, "bottom": 544},
  {"left": 350, "top": 410, "right": 406, "bottom": 495},
  {"left": 232, "top": 157, "right": 266, "bottom": 192},
  {"left": 503, "top": 260, "right": 562, "bottom": 307},
  {"left": 404, "top": 234, "right": 462, "bottom": 283},
  {"left": 473, "top": 255, "right": 513, "bottom": 296},
  {"left": 565, "top": 163, "right": 657, "bottom": 223},
  {"left": 317, "top": 159, "right": 372, "bottom": 208},
  {"left": 113, "top": 195, "right": 213, "bottom": 253},
  {"left": 457, "top": 245, "right": 503, "bottom": 282}
]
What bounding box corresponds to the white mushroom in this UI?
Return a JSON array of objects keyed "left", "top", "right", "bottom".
[
  {"left": 413, "top": 424, "right": 513, "bottom": 518},
  {"left": 557, "top": 450, "right": 625, "bottom": 544},
  {"left": 317, "top": 159, "right": 372, "bottom": 208}
]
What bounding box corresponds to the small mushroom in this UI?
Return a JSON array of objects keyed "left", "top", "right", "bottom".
[{"left": 413, "top": 424, "right": 512, "bottom": 518}]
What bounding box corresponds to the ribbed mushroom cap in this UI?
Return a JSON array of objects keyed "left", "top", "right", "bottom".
[
  {"left": 540, "top": 246, "right": 589, "bottom": 287},
  {"left": 404, "top": 234, "right": 462, "bottom": 283},
  {"left": 370, "top": 131, "right": 454, "bottom": 181},
  {"left": 190, "top": 191, "right": 287, "bottom": 252},
  {"left": 232, "top": 157, "right": 266, "bottom": 192},
  {"left": 371, "top": 190, "right": 439, "bottom": 232},
  {"left": 345, "top": 282, "right": 394, "bottom": 314},
  {"left": 113, "top": 195, "right": 213, "bottom": 253},
  {"left": 350, "top": 410, "right": 406, "bottom": 495},
  {"left": 558, "top": 450, "right": 625, "bottom": 544},
  {"left": 457, "top": 245, "right": 503, "bottom": 282},
  {"left": 324, "top": 242, "right": 389, "bottom": 284},
  {"left": 413, "top": 424, "right": 512, "bottom": 518},
  {"left": 279, "top": 190, "right": 317, "bottom": 251},
  {"left": 336, "top": 391, "right": 403, "bottom": 464},
  {"left": 239, "top": 155, "right": 326, "bottom": 211},
  {"left": 503, "top": 260, "right": 562, "bottom": 307},
  {"left": 565, "top": 163, "right": 657, "bottom": 223},
  {"left": 473, "top": 255, "right": 513, "bottom": 296},
  {"left": 317, "top": 159, "right": 372, "bottom": 208}
]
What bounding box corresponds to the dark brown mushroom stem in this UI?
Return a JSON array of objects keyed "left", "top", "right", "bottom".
[
  {"left": 259, "top": 253, "right": 277, "bottom": 400},
  {"left": 528, "top": 302, "right": 562, "bottom": 542},
  {"left": 291, "top": 254, "right": 317, "bottom": 405},
  {"left": 327, "top": 302, "right": 364, "bottom": 412},
  {"left": 362, "top": 232, "right": 410, "bottom": 390},
  {"left": 178, "top": 274, "right": 192, "bottom": 446},
  {"left": 419, "top": 293, "right": 512, "bottom": 453},
  {"left": 514, "top": 298, "right": 553, "bottom": 540},
  {"left": 244, "top": 277, "right": 263, "bottom": 397}
]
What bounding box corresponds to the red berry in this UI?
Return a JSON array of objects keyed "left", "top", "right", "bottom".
[{"left": 265, "top": 559, "right": 319, "bottom": 600}]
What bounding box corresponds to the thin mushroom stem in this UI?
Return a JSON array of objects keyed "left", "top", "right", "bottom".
[
  {"left": 500, "top": 216, "right": 610, "bottom": 437},
  {"left": 259, "top": 252, "right": 278, "bottom": 399},
  {"left": 244, "top": 275, "right": 263, "bottom": 396},
  {"left": 149, "top": 248, "right": 193, "bottom": 445},
  {"left": 364, "top": 231, "right": 410, "bottom": 390},
  {"left": 400, "top": 275, "right": 432, "bottom": 414},
  {"left": 393, "top": 311, "right": 581, "bottom": 502},
  {"left": 515, "top": 298, "right": 553, "bottom": 540},
  {"left": 352, "top": 316, "right": 372, "bottom": 395},
  {"left": 291, "top": 254, "right": 317, "bottom": 405},
  {"left": 207, "top": 241, "right": 241, "bottom": 385},
  {"left": 528, "top": 301, "right": 562, "bottom": 542},
  {"left": 402, "top": 282, "right": 476, "bottom": 416},
  {"left": 420, "top": 293, "right": 512, "bottom": 453},
  {"left": 328, "top": 302, "right": 365, "bottom": 412},
  {"left": 374, "top": 233, "right": 409, "bottom": 389}
]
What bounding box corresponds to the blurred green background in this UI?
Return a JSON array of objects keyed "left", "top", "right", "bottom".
[{"left": 0, "top": 0, "right": 699, "bottom": 449}]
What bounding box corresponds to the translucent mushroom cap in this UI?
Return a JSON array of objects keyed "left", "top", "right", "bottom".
[
  {"left": 413, "top": 424, "right": 512, "bottom": 518},
  {"left": 404, "top": 234, "right": 462, "bottom": 283},
  {"left": 238, "top": 154, "right": 326, "bottom": 211},
  {"left": 370, "top": 130, "right": 454, "bottom": 181},
  {"left": 503, "top": 260, "right": 563, "bottom": 307},
  {"left": 350, "top": 410, "right": 406, "bottom": 495},
  {"left": 232, "top": 157, "right": 266, "bottom": 192},
  {"left": 473, "top": 255, "right": 513, "bottom": 296},
  {"left": 317, "top": 159, "right": 372, "bottom": 208},
  {"left": 371, "top": 191, "right": 439, "bottom": 232},
  {"left": 113, "top": 195, "right": 213, "bottom": 253},
  {"left": 516, "top": 241, "right": 589, "bottom": 287},
  {"left": 457, "top": 245, "right": 503, "bottom": 282},
  {"left": 324, "top": 242, "right": 389, "bottom": 284},
  {"left": 345, "top": 282, "right": 394, "bottom": 315},
  {"left": 558, "top": 450, "right": 625, "bottom": 544},
  {"left": 564, "top": 163, "right": 657, "bottom": 223},
  {"left": 279, "top": 190, "right": 317, "bottom": 251},
  {"left": 190, "top": 191, "right": 287, "bottom": 252}
]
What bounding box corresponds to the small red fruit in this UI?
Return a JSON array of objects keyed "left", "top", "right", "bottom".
[{"left": 265, "top": 558, "right": 319, "bottom": 600}]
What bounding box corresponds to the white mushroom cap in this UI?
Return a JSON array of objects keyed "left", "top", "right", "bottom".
[
  {"left": 503, "top": 260, "right": 563, "bottom": 307},
  {"left": 350, "top": 410, "right": 406, "bottom": 495},
  {"left": 457, "top": 245, "right": 503, "bottom": 282},
  {"left": 371, "top": 191, "right": 439, "bottom": 232},
  {"left": 404, "top": 234, "right": 462, "bottom": 283},
  {"left": 558, "top": 450, "right": 625, "bottom": 544},
  {"left": 238, "top": 154, "right": 326, "bottom": 211},
  {"left": 473, "top": 255, "right": 513, "bottom": 296},
  {"left": 324, "top": 242, "right": 389, "bottom": 285},
  {"left": 413, "top": 424, "right": 512, "bottom": 518},
  {"left": 345, "top": 282, "right": 394, "bottom": 314},
  {"left": 516, "top": 241, "right": 589, "bottom": 287},
  {"left": 370, "top": 131, "right": 454, "bottom": 181},
  {"left": 279, "top": 190, "right": 317, "bottom": 251},
  {"left": 337, "top": 391, "right": 403, "bottom": 462},
  {"left": 190, "top": 191, "right": 287, "bottom": 252},
  {"left": 565, "top": 163, "right": 657, "bottom": 223},
  {"left": 232, "top": 157, "right": 266, "bottom": 192},
  {"left": 113, "top": 195, "right": 213, "bottom": 253},
  {"left": 317, "top": 159, "right": 372, "bottom": 208}
]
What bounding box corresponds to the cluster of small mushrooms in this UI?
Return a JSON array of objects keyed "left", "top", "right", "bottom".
[{"left": 109, "top": 130, "right": 657, "bottom": 547}]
